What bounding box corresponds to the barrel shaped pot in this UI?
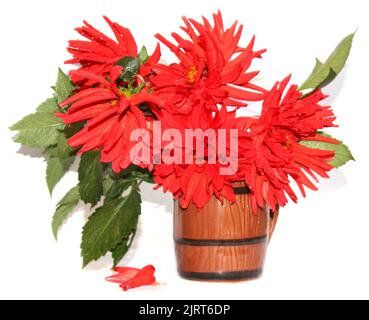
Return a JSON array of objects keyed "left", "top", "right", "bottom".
[{"left": 174, "top": 184, "right": 279, "bottom": 282}]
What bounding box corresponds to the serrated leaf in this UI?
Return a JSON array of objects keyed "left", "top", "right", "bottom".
[
  {"left": 47, "top": 157, "right": 66, "bottom": 195},
  {"left": 54, "top": 68, "right": 75, "bottom": 104},
  {"left": 299, "top": 33, "right": 355, "bottom": 91},
  {"left": 112, "top": 240, "right": 129, "bottom": 267},
  {"left": 111, "top": 231, "right": 137, "bottom": 267},
  {"left": 36, "top": 98, "right": 60, "bottom": 113},
  {"left": 300, "top": 134, "right": 354, "bottom": 168},
  {"left": 52, "top": 186, "right": 80, "bottom": 239},
  {"left": 81, "top": 187, "right": 141, "bottom": 267},
  {"left": 45, "top": 131, "right": 75, "bottom": 194},
  {"left": 10, "top": 112, "right": 65, "bottom": 131},
  {"left": 46, "top": 155, "right": 74, "bottom": 195},
  {"left": 138, "top": 46, "right": 149, "bottom": 64},
  {"left": 78, "top": 151, "right": 104, "bottom": 206},
  {"left": 10, "top": 107, "right": 64, "bottom": 148},
  {"left": 105, "top": 180, "right": 133, "bottom": 201},
  {"left": 57, "top": 132, "right": 74, "bottom": 159},
  {"left": 14, "top": 128, "right": 60, "bottom": 148},
  {"left": 43, "top": 145, "right": 59, "bottom": 157}
]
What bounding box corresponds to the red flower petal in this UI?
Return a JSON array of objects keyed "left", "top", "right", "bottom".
[
  {"left": 66, "top": 17, "right": 138, "bottom": 85},
  {"left": 105, "top": 265, "right": 156, "bottom": 291}
]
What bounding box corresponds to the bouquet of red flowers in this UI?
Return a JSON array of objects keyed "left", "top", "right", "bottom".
[{"left": 10, "top": 12, "right": 354, "bottom": 284}]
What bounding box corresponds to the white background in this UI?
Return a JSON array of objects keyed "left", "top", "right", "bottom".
[{"left": 1, "top": 0, "right": 368, "bottom": 300}]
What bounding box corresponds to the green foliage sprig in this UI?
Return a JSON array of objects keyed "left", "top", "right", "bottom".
[{"left": 10, "top": 69, "right": 149, "bottom": 268}]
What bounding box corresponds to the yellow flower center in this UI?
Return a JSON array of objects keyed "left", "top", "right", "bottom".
[{"left": 187, "top": 66, "right": 198, "bottom": 84}]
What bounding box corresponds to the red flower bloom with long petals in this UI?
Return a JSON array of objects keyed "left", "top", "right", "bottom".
[
  {"left": 57, "top": 67, "right": 162, "bottom": 172},
  {"left": 154, "top": 107, "right": 255, "bottom": 208},
  {"left": 105, "top": 265, "right": 156, "bottom": 291},
  {"left": 235, "top": 76, "right": 339, "bottom": 213},
  {"left": 65, "top": 16, "right": 160, "bottom": 86},
  {"left": 151, "top": 11, "right": 266, "bottom": 115}
]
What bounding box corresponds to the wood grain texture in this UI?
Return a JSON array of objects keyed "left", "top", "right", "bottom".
[
  {"left": 175, "top": 243, "right": 267, "bottom": 273},
  {"left": 174, "top": 195, "right": 268, "bottom": 240},
  {"left": 174, "top": 183, "right": 279, "bottom": 281}
]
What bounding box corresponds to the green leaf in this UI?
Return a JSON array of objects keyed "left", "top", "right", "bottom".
[
  {"left": 115, "top": 56, "right": 140, "bottom": 81},
  {"left": 299, "top": 32, "right": 355, "bottom": 91},
  {"left": 10, "top": 112, "right": 65, "bottom": 148},
  {"left": 10, "top": 112, "right": 65, "bottom": 131},
  {"left": 300, "top": 134, "right": 355, "bottom": 168},
  {"left": 81, "top": 186, "right": 141, "bottom": 267},
  {"left": 54, "top": 68, "right": 75, "bottom": 104},
  {"left": 52, "top": 186, "right": 80, "bottom": 239},
  {"left": 14, "top": 128, "right": 60, "bottom": 148},
  {"left": 111, "top": 230, "right": 137, "bottom": 267},
  {"left": 46, "top": 157, "right": 71, "bottom": 195},
  {"left": 46, "top": 158, "right": 65, "bottom": 194},
  {"left": 311, "top": 58, "right": 323, "bottom": 75},
  {"left": 10, "top": 69, "right": 73, "bottom": 150},
  {"left": 43, "top": 129, "right": 75, "bottom": 159},
  {"left": 43, "top": 145, "right": 59, "bottom": 157},
  {"left": 103, "top": 177, "right": 115, "bottom": 194},
  {"left": 45, "top": 132, "right": 75, "bottom": 194},
  {"left": 138, "top": 46, "right": 149, "bottom": 65},
  {"left": 57, "top": 132, "right": 75, "bottom": 159},
  {"left": 112, "top": 241, "right": 130, "bottom": 267},
  {"left": 78, "top": 151, "right": 104, "bottom": 206},
  {"left": 36, "top": 98, "right": 60, "bottom": 113},
  {"left": 105, "top": 180, "right": 133, "bottom": 201},
  {"left": 109, "top": 164, "right": 152, "bottom": 181},
  {"left": 132, "top": 171, "right": 154, "bottom": 183}
]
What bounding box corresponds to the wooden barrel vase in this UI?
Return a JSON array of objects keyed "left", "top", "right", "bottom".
[{"left": 174, "top": 184, "right": 279, "bottom": 281}]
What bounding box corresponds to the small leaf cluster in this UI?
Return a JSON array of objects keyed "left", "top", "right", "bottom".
[{"left": 298, "top": 33, "right": 356, "bottom": 166}]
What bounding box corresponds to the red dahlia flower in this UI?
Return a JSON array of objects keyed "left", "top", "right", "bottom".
[
  {"left": 236, "top": 76, "right": 339, "bottom": 213},
  {"left": 151, "top": 11, "right": 266, "bottom": 115},
  {"left": 65, "top": 16, "right": 160, "bottom": 86},
  {"left": 57, "top": 66, "right": 161, "bottom": 172},
  {"left": 154, "top": 107, "right": 255, "bottom": 208}
]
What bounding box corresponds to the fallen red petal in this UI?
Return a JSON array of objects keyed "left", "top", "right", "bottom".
[{"left": 105, "top": 265, "right": 156, "bottom": 291}]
